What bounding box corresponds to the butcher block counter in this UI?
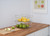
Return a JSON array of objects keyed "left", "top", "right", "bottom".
[{"left": 0, "top": 22, "right": 49, "bottom": 36}]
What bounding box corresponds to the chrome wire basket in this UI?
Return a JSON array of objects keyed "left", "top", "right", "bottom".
[{"left": 15, "top": 15, "right": 32, "bottom": 24}]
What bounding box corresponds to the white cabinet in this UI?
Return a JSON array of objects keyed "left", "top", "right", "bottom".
[
  {"left": 49, "top": 26, "right": 50, "bottom": 36},
  {"left": 35, "top": 27, "right": 48, "bottom": 36},
  {"left": 26, "top": 27, "right": 48, "bottom": 36},
  {"left": 26, "top": 32, "right": 35, "bottom": 36}
]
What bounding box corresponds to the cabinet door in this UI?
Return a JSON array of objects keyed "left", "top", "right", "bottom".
[
  {"left": 49, "top": 26, "right": 50, "bottom": 36},
  {"left": 26, "top": 32, "right": 35, "bottom": 36},
  {"left": 35, "top": 27, "right": 48, "bottom": 36}
]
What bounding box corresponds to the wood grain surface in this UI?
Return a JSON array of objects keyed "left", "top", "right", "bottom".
[{"left": 0, "top": 22, "right": 49, "bottom": 36}]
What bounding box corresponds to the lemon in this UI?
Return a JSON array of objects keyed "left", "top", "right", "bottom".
[
  {"left": 17, "top": 19, "right": 22, "bottom": 22},
  {"left": 22, "top": 20, "right": 27, "bottom": 22},
  {"left": 27, "top": 19, "right": 30, "bottom": 21},
  {"left": 21, "top": 17, "right": 27, "bottom": 20},
  {"left": 22, "top": 17, "right": 27, "bottom": 21},
  {"left": 21, "top": 17, "right": 24, "bottom": 19}
]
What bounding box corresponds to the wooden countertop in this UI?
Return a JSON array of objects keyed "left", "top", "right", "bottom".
[{"left": 0, "top": 22, "right": 49, "bottom": 36}]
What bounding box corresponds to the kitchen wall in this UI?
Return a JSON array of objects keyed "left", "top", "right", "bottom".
[
  {"left": 0, "top": 0, "right": 50, "bottom": 35},
  {"left": 0, "top": 0, "right": 31, "bottom": 28},
  {"left": 30, "top": 0, "right": 50, "bottom": 25},
  {"left": 0, "top": 0, "right": 50, "bottom": 27}
]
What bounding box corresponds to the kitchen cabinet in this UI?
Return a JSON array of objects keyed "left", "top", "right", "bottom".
[
  {"left": 49, "top": 26, "right": 50, "bottom": 36},
  {"left": 26, "top": 27, "right": 48, "bottom": 36},
  {"left": 26, "top": 32, "right": 35, "bottom": 36}
]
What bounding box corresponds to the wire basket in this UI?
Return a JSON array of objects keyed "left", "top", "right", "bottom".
[{"left": 15, "top": 15, "right": 32, "bottom": 24}]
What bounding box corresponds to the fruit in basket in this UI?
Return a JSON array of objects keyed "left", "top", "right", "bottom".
[
  {"left": 16, "top": 24, "right": 19, "bottom": 28},
  {"left": 21, "top": 17, "right": 24, "bottom": 19},
  {"left": 27, "top": 19, "right": 30, "bottom": 21},
  {"left": 22, "top": 19, "right": 27, "bottom": 22},
  {"left": 26, "top": 24, "right": 29, "bottom": 28},
  {"left": 19, "top": 24, "right": 23, "bottom": 28},
  {"left": 11, "top": 27, "right": 15, "bottom": 29},
  {"left": 21, "top": 17, "right": 26, "bottom": 20},
  {"left": 22, "top": 17, "right": 27, "bottom": 22},
  {"left": 22, "top": 24, "right": 26, "bottom": 29},
  {"left": 16, "top": 23, "right": 30, "bottom": 29},
  {"left": 17, "top": 19, "right": 22, "bottom": 22},
  {"left": 17, "top": 17, "right": 30, "bottom": 22},
  {"left": 20, "top": 23, "right": 23, "bottom": 24}
]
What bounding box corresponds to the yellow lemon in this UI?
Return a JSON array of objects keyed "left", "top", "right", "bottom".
[
  {"left": 24, "top": 17, "right": 27, "bottom": 19},
  {"left": 21, "top": 17, "right": 27, "bottom": 21},
  {"left": 22, "top": 19, "right": 27, "bottom": 22},
  {"left": 27, "top": 19, "right": 30, "bottom": 21},
  {"left": 21, "top": 17, "right": 27, "bottom": 19},
  {"left": 22, "top": 20, "right": 27, "bottom": 22},
  {"left": 21, "top": 17, "right": 24, "bottom": 19},
  {"left": 18, "top": 19, "right": 22, "bottom": 22},
  {"left": 21, "top": 17, "right": 24, "bottom": 21}
]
